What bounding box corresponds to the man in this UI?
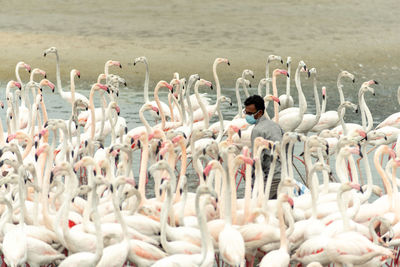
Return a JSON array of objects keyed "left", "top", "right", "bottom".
[{"left": 244, "top": 94, "right": 284, "bottom": 199}]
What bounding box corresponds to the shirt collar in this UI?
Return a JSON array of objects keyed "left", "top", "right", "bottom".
[{"left": 255, "top": 115, "right": 267, "bottom": 125}]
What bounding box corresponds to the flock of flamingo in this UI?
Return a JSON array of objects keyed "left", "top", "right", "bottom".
[{"left": 1, "top": 47, "right": 400, "bottom": 267}]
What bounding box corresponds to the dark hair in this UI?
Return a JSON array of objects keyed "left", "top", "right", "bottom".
[{"left": 244, "top": 95, "right": 265, "bottom": 114}]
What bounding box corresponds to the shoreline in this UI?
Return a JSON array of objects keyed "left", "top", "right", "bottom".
[{"left": 0, "top": 31, "right": 399, "bottom": 89}]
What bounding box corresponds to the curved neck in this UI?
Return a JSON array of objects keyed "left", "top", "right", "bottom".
[
  {"left": 307, "top": 166, "right": 320, "bottom": 218},
  {"left": 337, "top": 73, "right": 346, "bottom": 106},
  {"left": 277, "top": 197, "right": 288, "bottom": 251},
  {"left": 338, "top": 187, "right": 351, "bottom": 231},
  {"left": 242, "top": 80, "right": 250, "bottom": 98},
  {"left": 112, "top": 186, "right": 128, "bottom": 241},
  {"left": 55, "top": 52, "right": 63, "bottom": 95},
  {"left": 294, "top": 66, "right": 307, "bottom": 116},
  {"left": 154, "top": 83, "right": 167, "bottom": 130},
  {"left": 321, "top": 89, "right": 327, "bottom": 114},
  {"left": 374, "top": 147, "right": 393, "bottom": 199},
  {"left": 215, "top": 99, "right": 225, "bottom": 143},
  {"left": 160, "top": 184, "right": 175, "bottom": 253},
  {"left": 70, "top": 72, "right": 76, "bottom": 109},
  {"left": 312, "top": 76, "right": 322, "bottom": 126},
  {"left": 89, "top": 88, "right": 97, "bottom": 139},
  {"left": 360, "top": 142, "right": 372, "bottom": 202},
  {"left": 286, "top": 62, "right": 291, "bottom": 96},
  {"left": 195, "top": 82, "right": 209, "bottom": 129},
  {"left": 139, "top": 107, "right": 152, "bottom": 134},
  {"left": 337, "top": 104, "right": 348, "bottom": 136},
  {"left": 235, "top": 79, "right": 243, "bottom": 117},
  {"left": 196, "top": 193, "right": 214, "bottom": 266},
  {"left": 144, "top": 61, "right": 150, "bottom": 103},
  {"left": 272, "top": 73, "right": 279, "bottom": 123},
  {"left": 185, "top": 78, "right": 194, "bottom": 130},
  {"left": 263, "top": 148, "right": 279, "bottom": 208},
  {"left": 213, "top": 61, "right": 222, "bottom": 100},
  {"left": 336, "top": 149, "right": 349, "bottom": 183},
  {"left": 358, "top": 90, "right": 373, "bottom": 132},
  {"left": 175, "top": 141, "right": 187, "bottom": 199},
  {"left": 265, "top": 61, "right": 270, "bottom": 96}
]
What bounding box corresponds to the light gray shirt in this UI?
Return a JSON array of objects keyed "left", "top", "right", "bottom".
[{"left": 251, "top": 115, "right": 284, "bottom": 180}]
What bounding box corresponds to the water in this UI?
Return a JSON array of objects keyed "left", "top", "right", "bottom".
[{"left": 0, "top": 73, "right": 396, "bottom": 199}]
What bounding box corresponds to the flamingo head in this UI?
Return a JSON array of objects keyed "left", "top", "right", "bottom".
[
  {"left": 108, "top": 60, "right": 122, "bottom": 69},
  {"left": 286, "top": 56, "right": 292, "bottom": 66},
  {"left": 151, "top": 106, "right": 159, "bottom": 116},
  {"left": 308, "top": 67, "right": 316, "bottom": 78},
  {"left": 298, "top": 60, "right": 307, "bottom": 72},
  {"left": 267, "top": 55, "right": 283, "bottom": 64},
  {"left": 94, "top": 83, "right": 110, "bottom": 93},
  {"left": 133, "top": 56, "right": 147, "bottom": 65},
  {"left": 172, "top": 134, "right": 186, "bottom": 144},
  {"left": 11, "top": 81, "right": 22, "bottom": 89},
  {"left": 274, "top": 69, "right": 289, "bottom": 78},
  {"left": 35, "top": 143, "right": 49, "bottom": 161},
  {"left": 39, "top": 69, "right": 47, "bottom": 78},
  {"left": 43, "top": 47, "right": 57, "bottom": 57},
  {"left": 243, "top": 69, "right": 254, "bottom": 79},
  {"left": 6, "top": 134, "right": 16, "bottom": 143},
  {"left": 38, "top": 128, "right": 49, "bottom": 139},
  {"left": 264, "top": 94, "right": 280, "bottom": 105},
  {"left": 24, "top": 63, "right": 31, "bottom": 73},
  {"left": 229, "top": 125, "right": 241, "bottom": 138},
  {"left": 74, "top": 69, "right": 81, "bottom": 79},
  {"left": 203, "top": 163, "right": 213, "bottom": 178},
  {"left": 340, "top": 71, "right": 355, "bottom": 83},
  {"left": 40, "top": 79, "right": 55, "bottom": 92},
  {"left": 322, "top": 86, "right": 326, "bottom": 100},
  {"left": 161, "top": 81, "right": 173, "bottom": 91},
  {"left": 215, "top": 57, "right": 230, "bottom": 66},
  {"left": 115, "top": 105, "right": 120, "bottom": 116}
]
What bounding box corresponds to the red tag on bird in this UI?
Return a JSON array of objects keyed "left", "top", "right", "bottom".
[{"left": 68, "top": 220, "right": 76, "bottom": 228}]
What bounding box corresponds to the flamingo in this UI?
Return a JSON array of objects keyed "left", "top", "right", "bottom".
[
  {"left": 310, "top": 70, "right": 355, "bottom": 132},
  {"left": 278, "top": 56, "right": 294, "bottom": 110}
]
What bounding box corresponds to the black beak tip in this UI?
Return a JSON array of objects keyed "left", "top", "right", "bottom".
[
  {"left": 210, "top": 85, "right": 213, "bottom": 90},
  {"left": 287, "top": 74, "right": 290, "bottom": 78},
  {"left": 352, "top": 79, "right": 355, "bottom": 83},
  {"left": 280, "top": 59, "right": 283, "bottom": 64},
  {"left": 78, "top": 75, "right": 81, "bottom": 79},
  {"left": 238, "top": 129, "right": 242, "bottom": 138},
  {"left": 227, "top": 61, "right": 230, "bottom": 66},
  {"left": 374, "top": 80, "right": 379, "bottom": 84}
]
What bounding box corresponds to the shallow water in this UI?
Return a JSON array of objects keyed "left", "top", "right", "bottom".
[{"left": 0, "top": 73, "right": 396, "bottom": 199}]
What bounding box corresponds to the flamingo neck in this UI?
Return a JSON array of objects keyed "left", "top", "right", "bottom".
[
  {"left": 277, "top": 197, "right": 288, "bottom": 251},
  {"left": 338, "top": 187, "right": 351, "bottom": 232},
  {"left": 263, "top": 148, "right": 278, "bottom": 208},
  {"left": 265, "top": 62, "right": 270, "bottom": 96},
  {"left": 312, "top": 76, "right": 322, "bottom": 126},
  {"left": 144, "top": 61, "right": 150, "bottom": 103},
  {"left": 286, "top": 62, "right": 291, "bottom": 96},
  {"left": 195, "top": 83, "right": 209, "bottom": 129},
  {"left": 272, "top": 73, "right": 279, "bottom": 123},
  {"left": 374, "top": 147, "right": 393, "bottom": 200},
  {"left": 154, "top": 84, "right": 166, "bottom": 130},
  {"left": 213, "top": 61, "right": 222, "bottom": 100},
  {"left": 235, "top": 79, "right": 243, "bottom": 117}
]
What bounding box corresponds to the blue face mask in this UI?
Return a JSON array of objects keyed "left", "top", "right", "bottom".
[{"left": 245, "top": 113, "right": 258, "bottom": 125}]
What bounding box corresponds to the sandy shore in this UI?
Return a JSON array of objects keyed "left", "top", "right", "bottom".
[{"left": 0, "top": 0, "right": 399, "bottom": 88}]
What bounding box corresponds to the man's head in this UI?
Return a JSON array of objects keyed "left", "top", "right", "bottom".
[{"left": 244, "top": 95, "right": 265, "bottom": 120}]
